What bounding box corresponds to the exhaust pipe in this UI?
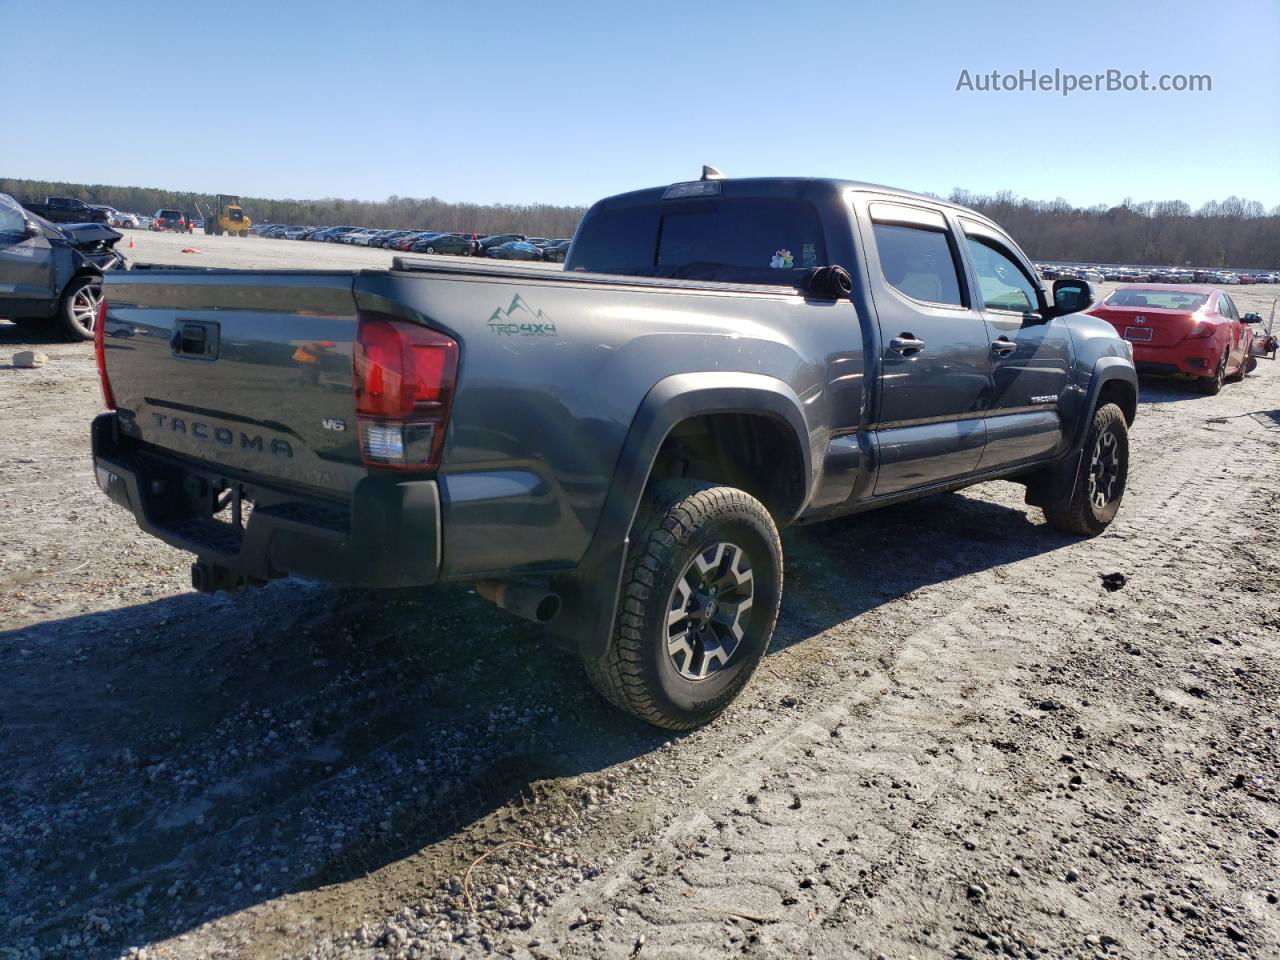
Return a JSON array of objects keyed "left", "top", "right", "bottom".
[{"left": 476, "top": 580, "right": 562, "bottom": 624}]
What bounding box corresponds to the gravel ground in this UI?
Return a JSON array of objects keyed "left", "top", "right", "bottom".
[{"left": 1, "top": 273, "right": 1278, "bottom": 960}]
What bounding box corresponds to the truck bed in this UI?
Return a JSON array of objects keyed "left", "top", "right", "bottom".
[{"left": 100, "top": 257, "right": 836, "bottom": 584}]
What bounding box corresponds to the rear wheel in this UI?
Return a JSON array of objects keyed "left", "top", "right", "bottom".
[
  {"left": 1199, "top": 350, "right": 1228, "bottom": 394},
  {"left": 58, "top": 276, "right": 102, "bottom": 341},
  {"left": 1042, "top": 402, "right": 1128, "bottom": 536},
  {"left": 1227, "top": 350, "right": 1247, "bottom": 382},
  {"left": 584, "top": 480, "right": 783, "bottom": 730}
]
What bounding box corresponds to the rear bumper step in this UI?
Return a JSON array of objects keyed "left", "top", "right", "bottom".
[{"left": 91, "top": 413, "right": 440, "bottom": 589}]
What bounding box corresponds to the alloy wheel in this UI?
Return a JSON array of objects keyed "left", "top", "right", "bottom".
[
  {"left": 1088, "top": 429, "right": 1120, "bottom": 511},
  {"left": 70, "top": 284, "right": 103, "bottom": 337},
  {"left": 666, "top": 541, "right": 755, "bottom": 681}
]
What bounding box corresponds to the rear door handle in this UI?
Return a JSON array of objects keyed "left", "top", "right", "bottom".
[
  {"left": 990, "top": 337, "right": 1017, "bottom": 357},
  {"left": 889, "top": 335, "right": 926, "bottom": 356}
]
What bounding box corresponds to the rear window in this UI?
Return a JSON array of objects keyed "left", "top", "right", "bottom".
[
  {"left": 157, "top": 209, "right": 182, "bottom": 219},
  {"left": 568, "top": 197, "right": 827, "bottom": 280},
  {"left": 1104, "top": 289, "right": 1208, "bottom": 310},
  {"left": 872, "top": 224, "right": 964, "bottom": 306}
]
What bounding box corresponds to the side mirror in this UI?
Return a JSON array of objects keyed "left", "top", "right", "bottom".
[
  {"left": 1242, "top": 312, "right": 1262, "bottom": 324},
  {"left": 1051, "top": 277, "right": 1094, "bottom": 316},
  {"left": 24, "top": 220, "right": 40, "bottom": 237}
]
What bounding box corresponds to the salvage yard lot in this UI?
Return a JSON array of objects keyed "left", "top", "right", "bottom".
[
  {"left": 1, "top": 249, "right": 1278, "bottom": 958},
  {"left": 100, "top": 228, "right": 564, "bottom": 272}
]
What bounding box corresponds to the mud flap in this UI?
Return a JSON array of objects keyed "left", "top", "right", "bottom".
[{"left": 1023, "top": 450, "right": 1083, "bottom": 511}]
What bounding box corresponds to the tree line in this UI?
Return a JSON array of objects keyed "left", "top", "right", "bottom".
[
  {"left": 0, "top": 177, "right": 587, "bottom": 240},
  {"left": 948, "top": 189, "right": 1278, "bottom": 269},
  {"left": 3, "top": 176, "right": 1276, "bottom": 267}
]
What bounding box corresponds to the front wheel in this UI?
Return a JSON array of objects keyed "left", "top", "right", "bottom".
[
  {"left": 58, "top": 276, "right": 102, "bottom": 341},
  {"left": 584, "top": 480, "right": 783, "bottom": 730},
  {"left": 1042, "top": 402, "right": 1128, "bottom": 536}
]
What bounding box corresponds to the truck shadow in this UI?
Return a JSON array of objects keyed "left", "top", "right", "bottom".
[
  {"left": 0, "top": 488, "right": 1070, "bottom": 955},
  {"left": 0, "top": 319, "right": 71, "bottom": 345}
]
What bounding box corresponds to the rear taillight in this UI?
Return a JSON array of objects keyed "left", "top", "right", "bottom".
[
  {"left": 353, "top": 312, "right": 458, "bottom": 471},
  {"left": 1188, "top": 320, "right": 1217, "bottom": 338},
  {"left": 94, "top": 298, "right": 116, "bottom": 410}
]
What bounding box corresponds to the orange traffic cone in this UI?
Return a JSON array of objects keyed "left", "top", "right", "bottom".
[{"left": 127, "top": 237, "right": 136, "bottom": 249}]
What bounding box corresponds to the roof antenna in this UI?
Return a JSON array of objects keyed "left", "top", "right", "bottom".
[{"left": 700, "top": 165, "right": 725, "bottom": 181}]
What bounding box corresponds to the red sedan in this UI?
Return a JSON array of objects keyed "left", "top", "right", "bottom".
[{"left": 1088, "top": 284, "right": 1254, "bottom": 394}]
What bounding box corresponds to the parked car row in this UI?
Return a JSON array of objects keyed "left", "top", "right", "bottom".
[
  {"left": 246, "top": 222, "right": 573, "bottom": 260},
  {"left": 1038, "top": 263, "right": 1278, "bottom": 285}
]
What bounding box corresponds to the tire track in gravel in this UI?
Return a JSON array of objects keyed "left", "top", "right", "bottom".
[{"left": 513, "top": 379, "right": 1278, "bottom": 959}]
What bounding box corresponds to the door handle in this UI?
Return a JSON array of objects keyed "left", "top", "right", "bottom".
[
  {"left": 889, "top": 335, "right": 926, "bottom": 356},
  {"left": 990, "top": 337, "right": 1017, "bottom": 357}
]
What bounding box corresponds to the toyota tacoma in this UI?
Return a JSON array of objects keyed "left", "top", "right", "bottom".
[{"left": 91, "top": 171, "right": 1138, "bottom": 729}]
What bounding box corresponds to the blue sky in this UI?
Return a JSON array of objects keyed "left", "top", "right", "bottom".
[{"left": 1, "top": 0, "right": 1276, "bottom": 209}]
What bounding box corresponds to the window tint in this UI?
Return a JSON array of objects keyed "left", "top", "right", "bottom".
[
  {"left": 1218, "top": 293, "right": 1237, "bottom": 320},
  {"left": 965, "top": 237, "right": 1039, "bottom": 313},
  {"left": 657, "top": 199, "right": 826, "bottom": 271},
  {"left": 871, "top": 223, "right": 963, "bottom": 306},
  {"left": 0, "top": 194, "right": 27, "bottom": 235},
  {"left": 567, "top": 198, "right": 827, "bottom": 280},
  {"left": 1104, "top": 289, "right": 1207, "bottom": 310}
]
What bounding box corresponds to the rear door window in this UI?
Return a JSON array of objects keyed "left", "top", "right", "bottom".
[
  {"left": 1218, "top": 292, "right": 1237, "bottom": 320},
  {"left": 870, "top": 222, "right": 964, "bottom": 306}
]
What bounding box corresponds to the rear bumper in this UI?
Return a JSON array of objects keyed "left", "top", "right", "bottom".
[
  {"left": 1130, "top": 342, "right": 1215, "bottom": 377},
  {"left": 91, "top": 413, "right": 440, "bottom": 588}
]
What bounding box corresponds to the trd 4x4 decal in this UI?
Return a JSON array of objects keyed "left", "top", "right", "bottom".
[{"left": 487, "top": 294, "right": 557, "bottom": 337}]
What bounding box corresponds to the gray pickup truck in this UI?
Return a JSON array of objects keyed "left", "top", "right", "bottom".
[{"left": 92, "top": 173, "right": 1137, "bottom": 729}]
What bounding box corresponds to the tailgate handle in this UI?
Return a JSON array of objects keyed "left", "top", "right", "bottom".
[{"left": 171, "top": 321, "right": 220, "bottom": 360}]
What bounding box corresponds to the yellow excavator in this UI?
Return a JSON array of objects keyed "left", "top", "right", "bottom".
[{"left": 199, "top": 194, "right": 252, "bottom": 237}]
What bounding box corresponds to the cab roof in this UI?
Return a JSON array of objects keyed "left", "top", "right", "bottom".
[{"left": 594, "top": 175, "right": 1003, "bottom": 230}]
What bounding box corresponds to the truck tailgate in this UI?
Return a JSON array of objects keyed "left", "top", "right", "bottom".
[{"left": 102, "top": 270, "right": 366, "bottom": 499}]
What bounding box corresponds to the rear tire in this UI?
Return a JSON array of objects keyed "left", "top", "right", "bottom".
[
  {"left": 1042, "top": 402, "right": 1128, "bottom": 536},
  {"left": 584, "top": 480, "right": 783, "bottom": 730},
  {"left": 1199, "top": 350, "right": 1228, "bottom": 394},
  {"left": 1227, "top": 352, "right": 1247, "bottom": 382}
]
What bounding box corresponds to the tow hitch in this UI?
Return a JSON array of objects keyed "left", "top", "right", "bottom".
[{"left": 190, "top": 561, "right": 265, "bottom": 594}]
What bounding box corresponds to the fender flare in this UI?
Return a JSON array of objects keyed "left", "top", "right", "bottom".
[
  {"left": 1027, "top": 358, "right": 1137, "bottom": 510},
  {"left": 1070, "top": 357, "right": 1137, "bottom": 450},
  {"left": 549, "top": 372, "right": 812, "bottom": 660}
]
